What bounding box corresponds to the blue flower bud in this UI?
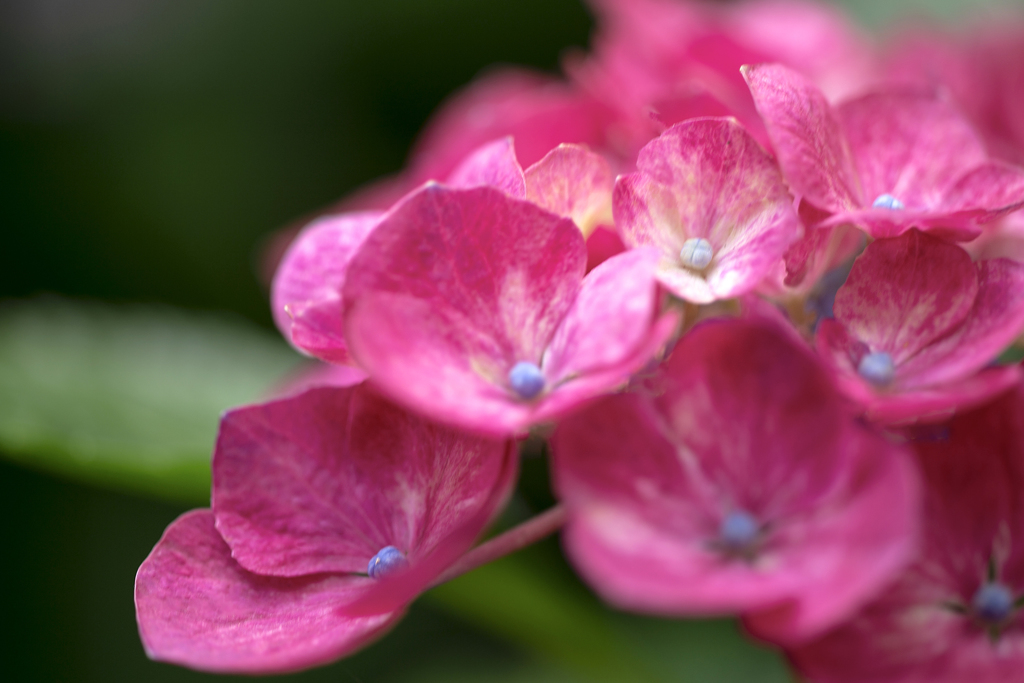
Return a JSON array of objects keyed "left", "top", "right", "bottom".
[
  {"left": 872, "top": 194, "right": 905, "bottom": 210},
  {"left": 680, "top": 237, "right": 714, "bottom": 270},
  {"left": 367, "top": 546, "right": 407, "bottom": 579},
  {"left": 508, "top": 361, "right": 545, "bottom": 400},
  {"left": 719, "top": 510, "right": 760, "bottom": 551},
  {"left": 972, "top": 582, "right": 1015, "bottom": 623},
  {"left": 858, "top": 351, "right": 895, "bottom": 386}
]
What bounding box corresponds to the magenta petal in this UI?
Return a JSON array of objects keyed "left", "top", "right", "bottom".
[
  {"left": 942, "top": 161, "right": 1024, "bottom": 217},
  {"left": 836, "top": 91, "right": 988, "bottom": 211},
  {"left": 524, "top": 143, "right": 614, "bottom": 237},
  {"left": 897, "top": 258, "right": 1024, "bottom": 387},
  {"left": 271, "top": 212, "right": 383, "bottom": 364},
  {"left": 343, "top": 184, "right": 585, "bottom": 434},
  {"left": 135, "top": 510, "right": 399, "bottom": 675},
  {"left": 790, "top": 388, "right": 1024, "bottom": 683},
  {"left": 445, "top": 137, "right": 527, "bottom": 198},
  {"left": 743, "top": 63, "right": 861, "bottom": 213},
  {"left": 213, "top": 385, "right": 515, "bottom": 577},
  {"left": 552, "top": 319, "right": 918, "bottom": 642},
  {"left": 834, "top": 230, "right": 978, "bottom": 364},
  {"left": 614, "top": 118, "right": 801, "bottom": 303}
]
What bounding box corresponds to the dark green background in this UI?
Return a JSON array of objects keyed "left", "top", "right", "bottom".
[{"left": 0, "top": 0, "right": 1002, "bottom": 680}]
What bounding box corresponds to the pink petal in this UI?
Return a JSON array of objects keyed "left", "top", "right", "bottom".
[
  {"left": 743, "top": 63, "right": 861, "bottom": 213},
  {"left": 615, "top": 117, "right": 801, "bottom": 302},
  {"left": 552, "top": 319, "right": 918, "bottom": 643},
  {"left": 271, "top": 212, "right": 382, "bottom": 364},
  {"left": 213, "top": 385, "right": 516, "bottom": 577},
  {"left": 524, "top": 143, "right": 614, "bottom": 237},
  {"left": 836, "top": 91, "right": 988, "bottom": 211},
  {"left": 790, "top": 388, "right": 1024, "bottom": 682},
  {"left": 445, "top": 137, "right": 526, "bottom": 198},
  {"left": 533, "top": 247, "right": 678, "bottom": 421},
  {"left": 343, "top": 184, "right": 585, "bottom": 435},
  {"left": 833, "top": 230, "right": 978, "bottom": 365},
  {"left": 897, "top": 258, "right": 1024, "bottom": 387},
  {"left": 942, "top": 160, "right": 1024, "bottom": 217},
  {"left": 585, "top": 225, "right": 626, "bottom": 272},
  {"left": 408, "top": 68, "right": 613, "bottom": 182},
  {"left": 135, "top": 510, "right": 400, "bottom": 675}
]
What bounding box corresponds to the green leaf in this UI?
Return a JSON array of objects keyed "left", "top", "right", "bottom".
[
  {"left": 425, "top": 543, "right": 793, "bottom": 683},
  {"left": 0, "top": 298, "right": 302, "bottom": 503}
]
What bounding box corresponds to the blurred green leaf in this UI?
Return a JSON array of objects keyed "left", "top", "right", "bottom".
[
  {"left": 426, "top": 543, "right": 793, "bottom": 683},
  {"left": 0, "top": 298, "right": 302, "bottom": 504}
]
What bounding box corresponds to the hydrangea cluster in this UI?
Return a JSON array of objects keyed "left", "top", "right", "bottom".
[{"left": 136, "top": 1, "right": 1024, "bottom": 679}]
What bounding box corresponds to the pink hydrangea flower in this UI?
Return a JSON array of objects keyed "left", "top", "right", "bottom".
[
  {"left": 342, "top": 183, "right": 678, "bottom": 436},
  {"left": 572, "top": 0, "right": 872, "bottom": 153},
  {"left": 613, "top": 117, "right": 802, "bottom": 303},
  {"left": 135, "top": 384, "right": 517, "bottom": 674},
  {"left": 273, "top": 138, "right": 619, "bottom": 367},
  {"left": 790, "top": 385, "right": 1024, "bottom": 683},
  {"left": 744, "top": 62, "right": 1024, "bottom": 241},
  {"left": 817, "top": 229, "right": 1024, "bottom": 424},
  {"left": 551, "top": 318, "right": 920, "bottom": 644}
]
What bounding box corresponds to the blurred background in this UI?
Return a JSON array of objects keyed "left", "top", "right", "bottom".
[{"left": 0, "top": 0, "right": 1016, "bottom": 680}]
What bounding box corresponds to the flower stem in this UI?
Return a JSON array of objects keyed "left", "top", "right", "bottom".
[{"left": 432, "top": 504, "right": 566, "bottom": 586}]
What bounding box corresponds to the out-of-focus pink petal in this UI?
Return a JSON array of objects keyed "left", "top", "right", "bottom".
[
  {"left": 743, "top": 63, "right": 861, "bottom": 212},
  {"left": 271, "top": 212, "right": 382, "bottom": 364},
  {"left": 212, "top": 386, "right": 515, "bottom": 577},
  {"left": 943, "top": 161, "right": 1024, "bottom": 217},
  {"left": 585, "top": 225, "right": 626, "bottom": 272},
  {"left": 408, "top": 69, "right": 614, "bottom": 182},
  {"left": 836, "top": 91, "right": 988, "bottom": 210},
  {"left": 790, "top": 387, "right": 1024, "bottom": 682},
  {"left": 445, "top": 138, "right": 526, "bottom": 198},
  {"left": 524, "top": 143, "right": 614, "bottom": 237},
  {"left": 834, "top": 230, "right": 978, "bottom": 365},
  {"left": 343, "top": 185, "right": 585, "bottom": 435},
  {"left": 135, "top": 510, "right": 400, "bottom": 675},
  {"left": 897, "top": 258, "right": 1024, "bottom": 387},
  {"left": 270, "top": 362, "right": 368, "bottom": 399},
  {"left": 553, "top": 319, "right": 918, "bottom": 643}
]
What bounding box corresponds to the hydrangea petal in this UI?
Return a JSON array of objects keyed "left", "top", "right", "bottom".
[
  {"left": 524, "top": 143, "right": 614, "bottom": 237},
  {"left": 445, "top": 137, "right": 526, "bottom": 198},
  {"left": 790, "top": 388, "right": 1024, "bottom": 683},
  {"left": 836, "top": 91, "right": 988, "bottom": 211},
  {"left": 343, "top": 185, "right": 585, "bottom": 434},
  {"left": 943, "top": 161, "right": 1024, "bottom": 217},
  {"left": 271, "top": 212, "right": 382, "bottom": 364},
  {"left": 135, "top": 510, "right": 399, "bottom": 675},
  {"left": 743, "top": 63, "right": 861, "bottom": 213},
  {"left": 833, "top": 230, "right": 978, "bottom": 365},
  {"left": 552, "top": 320, "right": 918, "bottom": 644},
  {"left": 213, "top": 385, "right": 516, "bottom": 577},
  {"left": 615, "top": 118, "right": 800, "bottom": 302}
]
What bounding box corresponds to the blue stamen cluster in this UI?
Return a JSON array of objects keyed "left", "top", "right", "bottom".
[
  {"left": 508, "top": 361, "right": 546, "bottom": 400},
  {"left": 367, "top": 546, "right": 408, "bottom": 579}
]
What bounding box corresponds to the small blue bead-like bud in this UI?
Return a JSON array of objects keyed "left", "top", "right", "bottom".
[
  {"left": 367, "top": 546, "right": 407, "bottom": 579},
  {"left": 508, "top": 361, "right": 545, "bottom": 400},
  {"left": 719, "top": 510, "right": 760, "bottom": 551},
  {"left": 972, "top": 582, "right": 1015, "bottom": 623},
  {"left": 872, "top": 193, "right": 905, "bottom": 210},
  {"left": 680, "top": 237, "right": 714, "bottom": 270},
  {"left": 858, "top": 351, "right": 895, "bottom": 386}
]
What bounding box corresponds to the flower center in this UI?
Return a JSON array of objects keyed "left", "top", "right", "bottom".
[
  {"left": 367, "top": 546, "right": 407, "bottom": 579},
  {"left": 972, "top": 582, "right": 1015, "bottom": 624},
  {"left": 718, "top": 510, "right": 760, "bottom": 553},
  {"left": 872, "top": 193, "right": 905, "bottom": 210},
  {"left": 680, "top": 237, "right": 714, "bottom": 270},
  {"left": 508, "top": 361, "right": 545, "bottom": 400},
  {"left": 858, "top": 351, "right": 895, "bottom": 386}
]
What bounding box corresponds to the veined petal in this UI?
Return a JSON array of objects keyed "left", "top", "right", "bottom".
[
  {"left": 271, "top": 212, "right": 382, "bottom": 364},
  {"left": 446, "top": 137, "right": 526, "bottom": 198},
  {"left": 135, "top": 510, "right": 399, "bottom": 675},
  {"left": 525, "top": 143, "right": 614, "bottom": 237}
]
